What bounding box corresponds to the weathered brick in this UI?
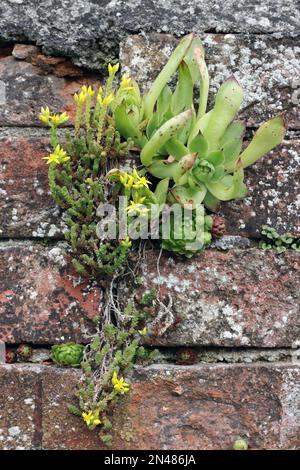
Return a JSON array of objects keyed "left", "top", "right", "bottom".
[
  {"left": 0, "top": 364, "right": 42, "bottom": 450},
  {"left": 1, "top": 128, "right": 299, "bottom": 239},
  {"left": 121, "top": 33, "right": 300, "bottom": 128},
  {"left": 115, "top": 364, "right": 300, "bottom": 450},
  {"left": 119, "top": 248, "right": 300, "bottom": 348},
  {"left": 0, "top": 242, "right": 100, "bottom": 344},
  {"left": 221, "top": 139, "right": 300, "bottom": 237},
  {"left": 12, "top": 44, "right": 85, "bottom": 78},
  {"left": 0, "top": 128, "right": 64, "bottom": 239},
  {"left": 1, "top": 363, "right": 299, "bottom": 450},
  {"left": 41, "top": 366, "right": 104, "bottom": 450},
  {"left": 0, "top": 55, "right": 100, "bottom": 126}
]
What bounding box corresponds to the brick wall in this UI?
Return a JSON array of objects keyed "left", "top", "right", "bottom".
[{"left": 0, "top": 1, "right": 299, "bottom": 450}]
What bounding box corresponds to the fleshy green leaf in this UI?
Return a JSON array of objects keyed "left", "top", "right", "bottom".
[
  {"left": 206, "top": 151, "right": 225, "bottom": 166},
  {"left": 203, "top": 191, "right": 220, "bottom": 211},
  {"left": 221, "top": 121, "right": 245, "bottom": 145},
  {"left": 143, "top": 33, "right": 195, "bottom": 119},
  {"left": 140, "top": 108, "right": 193, "bottom": 165},
  {"left": 206, "top": 168, "right": 246, "bottom": 201},
  {"left": 168, "top": 184, "right": 207, "bottom": 208},
  {"left": 239, "top": 115, "right": 286, "bottom": 169},
  {"left": 165, "top": 138, "right": 189, "bottom": 160},
  {"left": 154, "top": 178, "right": 170, "bottom": 205},
  {"left": 171, "top": 62, "right": 193, "bottom": 115},
  {"left": 202, "top": 77, "right": 244, "bottom": 152},
  {"left": 189, "top": 134, "right": 208, "bottom": 157},
  {"left": 115, "top": 103, "right": 147, "bottom": 148},
  {"left": 157, "top": 85, "right": 172, "bottom": 119},
  {"left": 146, "top": 112, "right": 160, "bottom": 139},
  {"left": 223, "top": 139, "right": 242, "bottom": 167}
]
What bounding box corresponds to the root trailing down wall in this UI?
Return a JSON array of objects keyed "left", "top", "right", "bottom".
[{"left": 0, "top": 0, "right": 299, "bottom": 450}]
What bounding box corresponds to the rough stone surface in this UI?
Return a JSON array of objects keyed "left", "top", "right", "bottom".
[
  {"left": 0, "top": 364, "right": 42, "bottom": 450},
  {"left": 0, "top": 242, "right": 100, "bottom": 344},
  {"left": 41, "top": 366, "right": 104, "bottom": 450},
  {"left": 12, "top": 44, "right": 85, "bottom": 77},
  {"left": 0, "top": 55, "right": 100, "bottom": 126},
  {"left": 0, "top": 128, "right": 65, "bottom": 239},
  {"left": 221, "top": 139, "right": 300, "bottom": 237},
  {"left": 119, "top": 248, "right": 300, "bottom": 348},
  {"left": 1, "top": 363, "right": 299, "bottom": 450},
  {"left": 0, "top": 1, "right": 299, "bottom": 70},
  {"left": 121, "top": 33, "right": 300, "bottom": 128}
]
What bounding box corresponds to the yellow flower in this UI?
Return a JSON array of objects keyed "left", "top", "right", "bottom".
[
  {"left": 87, "top": 85, "right": 95, "bottom": 97},
  {"left": 74, "top": 87, "right": 87, "bottom": 105},
  {"left": 43, "top": 144, "right": 70, "bottom": 165},
  {"left": 138, "top": 327, "right": 148, "bottom": 337},
  {"left": 112, "top": 371, "right": 130, "bottom": 395},
  {"left": 82, "top": 410, "right": 101, "bottom": 428},
  {"left": 43, "top": 153, "right": 60, "bottom": 165},
  {"left": 39, "top": 106, "right": 51, "bottom": 125},
  {"left": 126, "top": 200, "right": 149, "bottom": 215},
  {"left": 119, "top": 172, "right": 134, "bottom": 189},
  {"left": 50, "top": 112, "right": 69, "bottom": 127},
  {"left": 120, "top": 73, "right": 133, "bottom": 90},
  {"left": 103, "top": 93, "right": 114, "bottom": 107},
  {"left": 120, "top": 236, "right": 132, "bottom": 249},
  {"left": 132, "top": 168, "right": 151, "bottom": 188},
  {"left": 108, "top": 62, "right": 120, "bottom": 76}
]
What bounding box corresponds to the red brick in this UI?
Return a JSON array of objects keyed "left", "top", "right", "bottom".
[
  {"left": 0, "top": 128, "right": 64, "bottom": 238},
  {"left": 41, "top": 366, "right": 104, "bottom": 450},
  {"left": 1, "top": 364, "right": 299, "bottom": 450},
  {"left": 0, "top": 242, "right": 100, "bottom": 344},
  {"left": 221, "top": 140, "right": 300, "bottom": 237},
  {"left": 0, "top": 364, "right": 42, "bottom": 449},
  {"left": 114, "top": 364, "right": 300, "bottom": 450},
  {"left": 119, "top": 248, "right": 300, "bottom": 348},
  {"left": 0, "top": 55, "right": 100, "bottom": 126}
]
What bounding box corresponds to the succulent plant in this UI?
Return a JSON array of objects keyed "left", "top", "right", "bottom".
[
  {"left": 260, "top": 225, "right": 300, "bottom": 254},
  {"left": 116, "top": 33, "right": 285, "bottom": 213},
  {"left": 176, "top": 348, "right": 198, "bottom": 365},
  {"left": 161, "top": 207, "right": 212, "bottom": 257},
  {"left": 233, "top": 438, "right": 248, "bottom": 450},
  {"left": 17, "top": 344, "right": 33, "bottom": 361},
  {"left": 5, "top": 349, "right": 16, "bottom": 364},
  {"left": 259, "top": 240, "right": 273, "bottom": 250},
  {"left": 51, "top": 343, "right": 84, "bottom": 367},
  {"left": 211, "top": 215, "right": 226, "bottom": 239}
]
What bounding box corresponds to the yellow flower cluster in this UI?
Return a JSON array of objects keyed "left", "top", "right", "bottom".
[
  {"left": 74, "top": 85, "right": 95, "bottom": 105},
  {"left": 108, "top": 62, "right": 120, "bottom": 76},
  {"left": 126, "top": 197, "right": 149, "bottom": 215},
  {"left": 112, "top": 371, "right": 130, "bottom": 394},
  {"left": 39, "top": 107, "right": 69, "bottom": 127},
  {"left": 43, "top": 144, "right": 70, "bottom": 165},
  {"left": 138, "top": 326, "right": 148, "bottom": 337},
  {"left": 120, "top": 236, "right": 132, "bottom": 248},
  {"left": 120, "top": 73, "right": 133, "bottom": 91},
  {"left": 82, "top": 409, "right": 101, "bottom": 428},
  {"left": 120, "top": 169, "right": 151, "bottom": 190},
  {"left": 97, "top": 92, "right": 114, "bottom": 108}
]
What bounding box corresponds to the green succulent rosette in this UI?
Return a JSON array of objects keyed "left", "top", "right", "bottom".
[
  {"left": 161, "top": 206, "right": 212, "bottom": 257},
  {"left": 51, "top": 342, "right": 84, "bottom": 367}
]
